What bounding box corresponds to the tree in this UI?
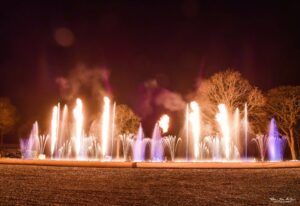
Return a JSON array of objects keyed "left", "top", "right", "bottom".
[
  {"left": 114, "top": 104, "right": 140, "bottom": 159},
  {"left": 115, "top": 104, "right": 140, "bottom": 135},
  {"left": 266, "top": 86, "right": 300, "bottom": 160},
  {"left": 0, "top": 98, "right": 17, "bottom": 146},
  {"left": 195, "top": 70, "right": 266, "bottom": 135}
]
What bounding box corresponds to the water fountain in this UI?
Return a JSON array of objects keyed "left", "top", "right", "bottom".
[
  {"left": 216, "top": 104, "right": 231, "bottom": 159},
  {"left": 163, "top": 135, "right": 181, "bottom": 161},
  {"left": 202, "top": 136, "right": 220, "bottom": 160},
  {"left": 151, "top": 124, "right": 164, "bottom": 161},
  {"left": 188, "top": 101, "right": 201, "bottom": 160},
  {"left": 101, "top": 96, "right": 110, "bottom": 159},
  {"left": 51, "top": 104, "right": 60, "bottom": 158},
  {"left": 252, "top": 135, "right": 268, "bottom": 161},
  {"left": 184, "top": 102, "right": 242, "bottom": 161},
  {"left": 19, "top": 97, "right": 291, "bottom": 163},
  {"left": 20, "top": 122, "right": 39, "bottom": 159},
  {"left": 244, "top": 103, "right": 248, "bottom": 159},
  {"left": 131, "top": 124, "right": 149, "bottom": 161},
  {"left": 59, "top": 105, "right": 69, "bottom": 152},
  {"left": 119, "top": 133, "right": 134, "bottom": 161},
  {"left": 267, "top": 118, "right": 286, "bottom": 161}
]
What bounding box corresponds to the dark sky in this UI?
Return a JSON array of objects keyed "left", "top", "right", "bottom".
[{"left": 1, "top": 0, "right": 300, "bottom": 137}]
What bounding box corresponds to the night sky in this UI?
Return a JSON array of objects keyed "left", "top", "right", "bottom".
[{"left": 1, "top": 0, "right": 300, "bottom": 139}]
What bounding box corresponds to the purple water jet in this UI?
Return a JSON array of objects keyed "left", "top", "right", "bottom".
[
  {"left": 151, "top": 124, "right": 164, "bottom": 161},
  {"left": 267, "top": 118, "right": 286, "bottom": 161},
  {"left": 132, "top": 124, "right": 149, "bottom": 161}
]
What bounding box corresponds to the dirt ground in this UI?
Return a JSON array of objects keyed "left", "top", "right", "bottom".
[{"left": 0, "top": 165, "right": 299, "bottom": 205}]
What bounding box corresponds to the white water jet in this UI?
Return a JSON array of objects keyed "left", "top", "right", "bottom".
[
  {"left": 189, "top": 101, "right": 201, "bottom": 160},
  {"left": 111, "top": 102, "right": 116, "bottom": 158},
  {"left": 216, "top": 104, "right": 230, "bottom": 159},
  {"left": 101, "top": 96, "right": 110, "bottom": 158},
  {"left": 59, "top": 105, "right": 68, "bottom": 148},
  {"left": 73, "top": 98, "right": 83, "bottom": 158},
  {"left": 233, "top": 108, "right": 240, "bottom": 151},
  {"left": 185, "top": 104, "right": 189, "bottom": 160},
  {"left": 51, "top": 104, "right": 60, "bottom": 158},
  {"left": 244, "top": 103, "right": 248, "bottom": 158}
]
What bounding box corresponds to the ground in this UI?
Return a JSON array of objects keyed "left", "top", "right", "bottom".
[{"left": 0, "top": 165, "right": 299, "bottom": 205}]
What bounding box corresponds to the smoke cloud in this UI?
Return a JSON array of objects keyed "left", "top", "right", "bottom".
[
  {"left": 138, "top": 79, "right": 186, "bottom": 117},
  {"left": 56, "top": 65, "right": 111, "bottom": 101},
  {"left": 155, "top": 89, "right": 186, "bottom": 111}
]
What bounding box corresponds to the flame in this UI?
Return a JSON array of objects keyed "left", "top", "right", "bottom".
[
  {"left": 189, "top": 101, "right": 200, "bottom": 159},
  {"left": 51, "top": 104, "right": 60, "bottom": 157},
  {"left": 158, "top": 114, "right": 170, "bottom": 133},
  {"left": 216, "top": 104, "right": 230, "bottom": 159},
  {"left": 73, "top": 98, "right": 83, "bottom": 157},
  {"left": 101, "top": 96, "right": 110, "bottom": 157}
]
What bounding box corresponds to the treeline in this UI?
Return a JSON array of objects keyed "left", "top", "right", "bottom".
[
  {"left": 0, "top": 69, "right": 299, "bottom": 159},
  {"left": 193, "top": 70, "right": 300, "bottom": 160}
]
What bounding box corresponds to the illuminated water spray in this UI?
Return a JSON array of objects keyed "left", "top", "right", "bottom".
[
  {"left": 133, "top": 124, "right": 149, "bottom": 161},
  {"left": 233, "top": 108, "right": 240, "bottom": 149},
  {"left": 244, "top": 103, "right": 248, "bottom": 158},
  {"left": 58, "top": 105, "right": 68, "bottom": 148},
  {"left": 101, "top": 96, "right": 110, "bottom": 158},
  {"left": 185, "top": 104, "right": 189, "bottom": 160},
  {"left": 268, "top": 118, "right": 286, "bottom": 161},
  {"left": 51, "top": 104, "right": 60, "bottom": 157},
  {"left": 216, "top": 104, "right": 230, "bottom": 159},
  {"left": 151, "top": 123, "right": 164, "bottom": 161},
  {"left": 189, "top": 101, "right": 201, "bottom": 160},
  {"left": 73, "top": 98, "right": 83, "bottom": 158},
  {"left": 32, "top": 121, "right": 39, "bottom": 151},
  {"left": 111, "top": 102, "right": 116, "bottom": 158},
  {"left": 158, "top": 114, "right": 170, "bottom": 133}
]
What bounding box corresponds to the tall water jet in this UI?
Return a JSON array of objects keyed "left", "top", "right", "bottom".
[
  {"left": 216, "top": 104, "right": 230, "bottom": 159},
  {"left": 244, "top": 103, "right": 248, "bottom": 158},
  {"left": 20, "top": 122, "right": 39, "bottom": 159},
  {"left": 189, "top": 101, "right": 201, "bottom": 160},
  {"left": 185, "top": 104, "right": 189, "bottom": 160},
  {"left": 111, "top": 102, "right": 116, "bottom": 158},
  {"left": 132, "top": 124, "right": 149, "bottom": 161},
  {"left": 32, "top": 121, "right": 39, "bottom": 152},
  {"left": 51, "top": 104, "right": 60, "bottom": 158},
  {"left": 267, "top": 118, "right": 286, "bottom": 161},
  {"left": 73, "top": 98, "right": 83, "bottom": 158},
  {"left": 59, "top": 105, "right": 68, "bottom": 148},
  {"left": 32, "top": 121, "right": 48, "bottom": 159},
  {"left": 101, "top": 96, "right": 110, "bottom": 158},
  {"left": 151, "top": 123, "right": 164, "bottom": 161},
  {"left": 233, "top": 108, "right": 240, "bottom": 150}
]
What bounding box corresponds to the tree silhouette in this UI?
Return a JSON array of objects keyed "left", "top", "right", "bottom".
[
  {"left": 266, "top": 86, "right": 300, "bottom": 160},
  {"left": 0, "top": 98, "right": 17, "bottom": 146},
  {"left": 195, "top": 70, "right": 266, "bottom": 135}
]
